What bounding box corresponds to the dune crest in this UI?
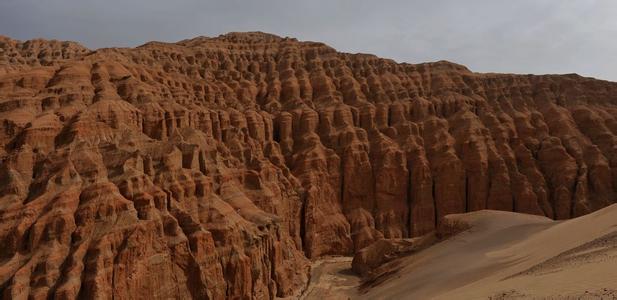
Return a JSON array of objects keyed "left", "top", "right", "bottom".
[{"left": 359, "top": 205, "right": 617, "bottom": 299}]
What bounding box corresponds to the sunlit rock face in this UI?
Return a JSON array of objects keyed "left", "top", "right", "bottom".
[{"left": 1, "top": 31, "right": 617, "bottom": 299}]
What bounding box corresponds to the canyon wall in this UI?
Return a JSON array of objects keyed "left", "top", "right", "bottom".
[{"left": 1, "top": 32, "right": 617, "bottom": 299}]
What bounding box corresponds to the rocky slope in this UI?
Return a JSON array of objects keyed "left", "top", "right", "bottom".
[{"left": 1, "top": 31, "right": 616, "bottom": 299}]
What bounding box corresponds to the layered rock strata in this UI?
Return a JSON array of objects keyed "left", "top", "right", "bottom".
[{"left": 1, "top": 32, "right": 617, "bottom": 298}]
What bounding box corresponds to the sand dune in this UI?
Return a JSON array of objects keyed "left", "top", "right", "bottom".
[
  {"left": 305, "top": 204, "right": 617, "bottom": 299},
  {"left": 360, "top": 205, "right": 617, "bottom": 299}
]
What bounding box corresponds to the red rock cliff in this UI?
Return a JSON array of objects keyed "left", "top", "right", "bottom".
[{"left": 1, "top": 32, "right": 617, "bottom": 299}]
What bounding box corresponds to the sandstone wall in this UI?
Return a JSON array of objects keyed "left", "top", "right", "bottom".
[{"left": 1, "top": 32, "right": 617, "bottom": 299}]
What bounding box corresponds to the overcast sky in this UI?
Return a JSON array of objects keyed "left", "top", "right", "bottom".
[{"left": 1, "top": 0, "right": 616, "bottom": 81}]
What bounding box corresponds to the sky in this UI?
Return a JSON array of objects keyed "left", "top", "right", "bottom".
[{"left": 1, "top": 0, "right": 616, "bottom": 81}]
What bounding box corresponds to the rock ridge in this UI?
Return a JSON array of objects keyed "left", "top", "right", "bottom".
[{"left": 1, "top": 32, "right": 617, "bottom": 299}]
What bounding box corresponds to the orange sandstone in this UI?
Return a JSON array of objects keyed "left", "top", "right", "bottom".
[{"left": 1, "top": 32, "right": 616, "bottom": 299}]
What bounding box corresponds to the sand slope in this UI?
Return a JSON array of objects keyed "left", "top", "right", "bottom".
[{"left": 359, "top": 204, "right": 617, "bottom": 299}]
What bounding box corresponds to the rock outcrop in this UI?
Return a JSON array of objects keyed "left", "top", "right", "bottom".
[
  {"left": 351, "top": 239, "right": 417, "bottom": 277},
  {"left": 1, "top": 31, "right": 617, "bottom": 299}
]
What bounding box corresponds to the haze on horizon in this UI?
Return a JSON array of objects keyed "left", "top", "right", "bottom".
[{"left": 1, "top": 0, "right": 616, "bottom": 81}]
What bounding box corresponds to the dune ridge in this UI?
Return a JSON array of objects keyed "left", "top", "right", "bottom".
[{"left": 358, "top": 205, "right": 617, "bottom": 299}]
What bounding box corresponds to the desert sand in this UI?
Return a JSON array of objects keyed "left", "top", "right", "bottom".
[
  {"left": 298, "top": 257, "right": 359, "bottom": 300},
  {"left": 347, "top": 204, "right": 617, "bottom": 299}
]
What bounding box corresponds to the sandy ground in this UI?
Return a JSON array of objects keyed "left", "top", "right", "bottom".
[
  {"left": 299, "top": 256, "right": 360, "bottom": 300},
  {"left": 302, "top": 204, "right": 617, "bottom": 299}
]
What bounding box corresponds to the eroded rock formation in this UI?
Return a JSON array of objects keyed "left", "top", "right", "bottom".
[{"left": 1, "top": 32, "right": 617, "bottom": 299}]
